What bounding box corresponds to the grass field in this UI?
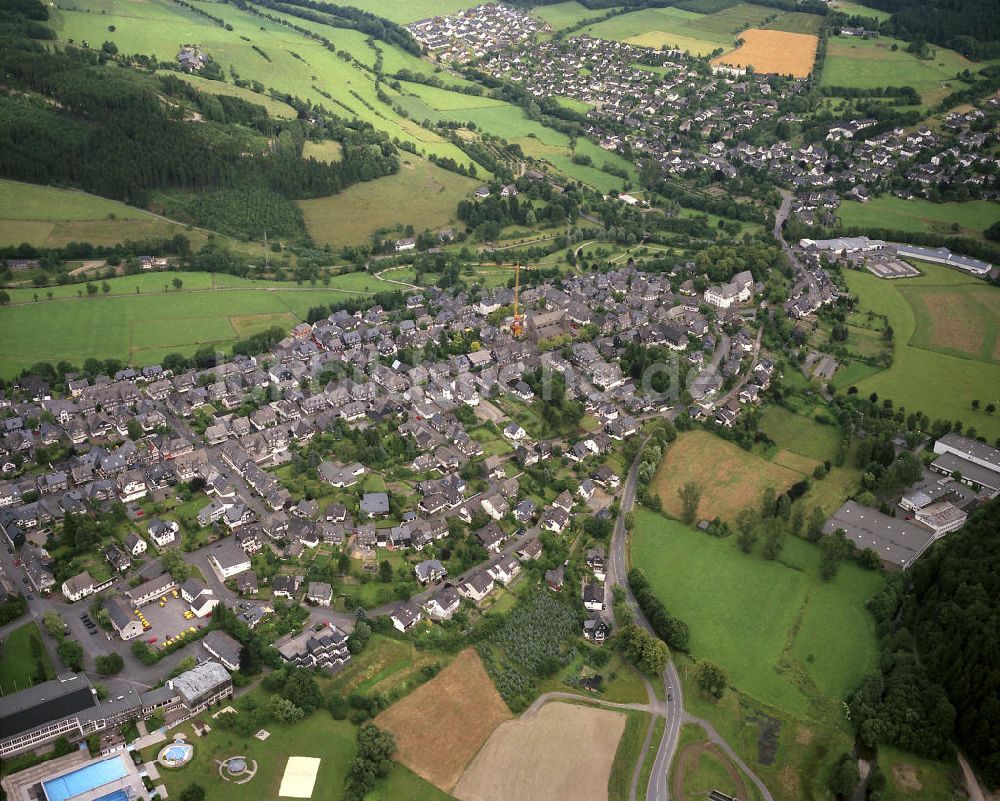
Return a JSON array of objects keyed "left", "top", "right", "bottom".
[
  {"left": 828, "top": 0, "right": 891, "bottom": 21},
  {"left": 531, "top": 1, "right": 618, "bottom": 30},
  {"left": 326, "top": 635, "right": 447, "bottom": 698},
  {"left": 838, "top": 196, "right": 1000, "bottom": 240},
  {"left": 303, "top": 140, "right": 344, "bottom": 163},
  {"left": 0, "top": 179, "right": 224, "bottom": 249},
  {"left": 578, "top": 6, "right": 719, "bottom": 55},
  {"left": 138, "top": 688, "right": 356, "bottom": 800},
  {"left": 632, "top": 509, "right": 883, "bottom": 717},
  {"left": 608, "top": 711, "right": 652, "bottom": 801},
  {"left": 764, "top": 11, "right": 823, "bottom": 34},
  {"left": 713, "top": 28, "right": 819, "bottom": 77},
  {"left": 677, "top": 740, "right": 748, "bottom": 801},
  {"left": 758, "top": 406, "right": 842, "bottom": 463},
  {"left": 51, "top": 0, "right": 477, "bottom": 171},
  {"left": 578, "top": 3, "right": 781, "bottom": 56},
  {"left": 319, "top": 0, "right": 478, "bottom": 24},
  {"left": 650, "top": 430, "right": 805, "bottom": 522},
  {"left": 820, "top": 36, "right": 981, "bottom": 106},
  {"left": 375, "top": 649, "right": 512, "bottom": 792},
  {"left": 843, "top": 261, "right": 1000, "bottom": 440},
  {"left": 158, "top": 71, "right": 297, "bottom": 118},
  {"left": 454, "top": 702, "right": 626, "bottom": 801},
  {"left": 875, "top": 746, "right": 961, "bottom": 801},
  {"left": 399, "top": 91, "right": 636, "bottom": 192},
  {"left": 299, "top": 158, "right": 478, "bottom": 250},
  {"left": 0, "top": 622, "right": 55, "bottom": 696},
  {"left": 0, "top": 271, "right": 399, "bottom": 376}
]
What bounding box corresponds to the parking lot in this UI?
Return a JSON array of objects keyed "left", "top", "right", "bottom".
[{"left": 136, "top": 591, "right": 205, "bottom": 649}]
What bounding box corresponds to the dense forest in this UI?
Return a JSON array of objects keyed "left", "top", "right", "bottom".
[
  {"left": 234, "top": 0, "right": 421, "bottom": 55},
  {"left": 845, "top": 0, "right": 1000, "bottom": 60},
  {"left": 851, "top": 499, "right": 1000, "bottom": 787},
  {"left": 0, "top": 3, "right": 398, "bottom": 238}
]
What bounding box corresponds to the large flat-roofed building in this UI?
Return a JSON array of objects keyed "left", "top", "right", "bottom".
[
  {"left": 1, "top": 749, "right": 147, "bottom": 801},
  {"left": 823, "top": 500, "right": 946, "bottom": 569},
  {"left": 0, "top": 673, "right": 141, "bottom": 758},
  {"left": 931, "top": 434, "right": 1000, "bottom": 495}
]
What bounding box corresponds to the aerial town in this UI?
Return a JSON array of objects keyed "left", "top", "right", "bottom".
[{"left": 0, "top": 0, "right": 998, "bottom": 800}]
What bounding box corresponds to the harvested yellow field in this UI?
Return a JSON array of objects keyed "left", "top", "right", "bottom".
[
  {"left": 626, "top": 30, "right": 721, "bottom": 56},
  {"left": 712, "top": 28, "right": 818, "bottom": 78},
  {"left": 650, "top": 430, "right": 802, "bottom": 522},
  {"left": 375, "top": 649, "right": 512, "bottom": 792},
  {"left": 454, "top": 702, "right": 627, "bottom": 801}
]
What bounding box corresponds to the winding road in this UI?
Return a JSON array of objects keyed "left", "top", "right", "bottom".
[{"left": 605, "top": 432, "right": 774, "bottom": 801}]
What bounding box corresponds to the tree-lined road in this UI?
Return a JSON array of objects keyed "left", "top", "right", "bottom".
[{"left": 606, "top": 429, "right": 773, "bottom": 801}]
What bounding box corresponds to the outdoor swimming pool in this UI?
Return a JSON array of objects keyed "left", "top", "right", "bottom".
[
  {"left": 42, "top": 756, "right": 128, "bottom": 801},
  {"left": 157, "top": 739, "right": 194, "bottom": 768},
  {"left": 93, "top": 792, "right": 129, "bottom": 801}
]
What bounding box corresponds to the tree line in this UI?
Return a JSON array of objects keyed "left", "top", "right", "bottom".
[{"left": 849, "top": 500, "right": 1000, "bottom": 784}]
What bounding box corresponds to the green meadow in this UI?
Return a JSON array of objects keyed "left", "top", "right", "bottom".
[
  {"left": 51, "top": 0, "right": 475, "bottom": 170},
  {"left": 828, "top": 0, "right": 891, "bottom": 22},
  {"left": 842, "top": 261, "right": 1000, "bottom": 440},
  {"left": 393, "top": 84, "right": 636, "bottom": 192},
  {"left": 758, "top": 405, "right": 842, "bottom": 463},
  {"left": 632, "top": 510, "right": 883, "bottom": 718},
  {"left": 298, "top": 157, "right": 479, "bottom": 249},
  {"left": 158, "top": 71, "right": 298, "bottom": 118},
  {"left": 0, "top": 272, "right": 398, "bottom": 376},
  {"left": 0, "top": 179, "right": 225, "bottom": 249},
  {"left": 838, "top": 196, "right": 1000, "bottom": 240},
  {"left": 577, "top": 2, "right": 784, "bottom": 55},
  {"left": 531, "top": 1, "right": 620, "bottom": 31},
  {"left": 0, "top": 622, "right": 55, "bottom": 696},
  {"left": 820, "top": 35, "right": 982, "bottom": 106}
]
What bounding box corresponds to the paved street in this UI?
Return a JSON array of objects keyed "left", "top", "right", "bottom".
[{"left": 606, "top": 428, "right": 773, "bottom": 801}]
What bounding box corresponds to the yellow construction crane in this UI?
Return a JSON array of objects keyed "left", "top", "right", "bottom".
[{"left": 488, "top": 262, "right": 533, "bottom": 337}]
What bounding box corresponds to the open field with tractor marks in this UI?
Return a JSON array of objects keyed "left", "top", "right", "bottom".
[
  {"left": 712, "top": 28, "right": 819, "bottom": 77},
  {"left": 454, "top": 701, "right": 627, "bottom": 801},
  {"left": 376, "top": 649, "right": 512, "bottom": 793}
]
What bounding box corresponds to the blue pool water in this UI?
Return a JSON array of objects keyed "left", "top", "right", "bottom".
[
  {"left": 43, "top": 756, "right": 128, "bottom": 801},
  {"left": 164, "top": 745, "right": 191, "bottom": 761},
  {"left": 93, "top": 792, "right": 129, "bottom": 801}
]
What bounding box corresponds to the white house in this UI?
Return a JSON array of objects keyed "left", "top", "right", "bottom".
[
  {"left": 125, "top": 532, "right": 147, "bottom": 557},
  {"left": 457, "top": 570, "right": 495, "bottom": 603},
  {"left": 148, "top": 519, "right": 179, "bottom": 548},
  {"left": 62, "top": 571, "right": 95, "bottom": 602},
  {"left": 208, "top": 540, "right": 251, "bottom": 579},
  {"left": 391, "top": 602, "right": 422, "bottom": 632}
]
